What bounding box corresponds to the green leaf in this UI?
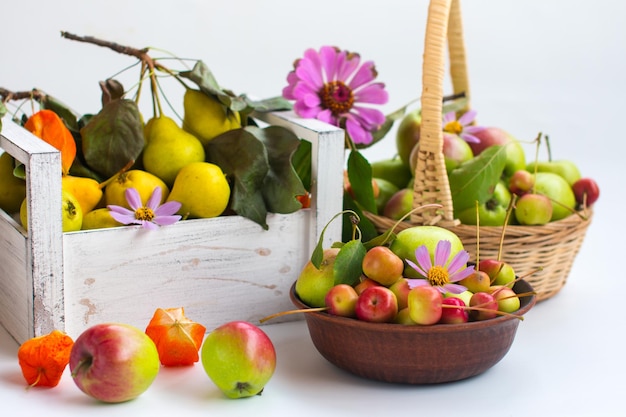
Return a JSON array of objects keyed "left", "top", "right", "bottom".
[
  {"left": 80, "top": 99, "right": 144, "bottom": 178},
  {"left": 347, "top": 150, "right": 377, "bottom": 214},
  {"left": 449, "top": 145, "right": 507, "bottom": 213},
  {"left": 243, "top": 95, "right": 293, "bottom": 112},
  {"left": 206, "top": 127, "right": 270, "bottom": 229},
  {"left": 365, "top": 99, "right": 417, "bottom": 147},
  {"left": 292, "top": 139, "right": 312, "bottom": 190},
  {"left": 179, "top": 61, "right": 248, "bottom": 112},
  {"left": 441, "top": 97, "right": 469, "bottom": 115},
  {"left": 254, "top": 125, "right": 306, "bottom": 214},
  {"left": 333, "top": 239, "right": 367, "bottom": 286},
  {"left": 341, "top": 193, "right": 378, "bottom": 243}
]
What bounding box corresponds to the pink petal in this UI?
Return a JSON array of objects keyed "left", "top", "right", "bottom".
[
  {"left": 146, "top": 187, "right": 163, "bottom": 210},
  {"left": 442, "top": 111, "right": 457, "bottom": 124},
  {"left": 140, "top": 221, "right": 159, "bottom": 230},
  {"left": 124, "top": 188, "right": 142, "bottom": 211},
  {"left": 414, "top": 245, "right": 433, "bottom": 272},
  {"left": 294, "top": 101, "right": 322, "bottom": 119},
  {"left": 153, "top": 215, "right": 182, "bottom": 226},
  {"left": 108, "top": 210, "right": 136, "bottom": 225},
  {"left": 345, "top": 118, "right": 372, "bottom": 145},
  {"left": 460, "top": 133, "right": 481, "bottom": 144},
  {"left": 348, "top": 61, "right": 376, "bottom": 90},
  {"left": 447, "top": 250, "right": 471, "bottom": 276},
  {"left": 351, "top": 106, "right": 385, "bottom": 129},
  {"left": 316, "top": 109, "right": 337, "bottom": 125},
  {"left": 155, "top": 201, "right": 182, "bottom": 217},
  {"left": 434, "top": 240, "right": 452, "bottom": 266},
  {"left": 406, "top": 279, "right": 430, "bottom": 290},
  {"left": 353, "top": 83, "right": 389, "bottom": 105},
  {"left": 337, "top": 51, "right": 360, "bottom": 81},
  {"left": 319, "top": 46, "right": 339, "bottom": 81},
  {"left": 458, "top": 109, "right": 477, "bottom": 126},
  {"left": 442, "top": 283, "right": 467, "bottom": 294}
]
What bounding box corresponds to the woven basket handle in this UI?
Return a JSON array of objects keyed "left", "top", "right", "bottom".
[{"left": 410, "top": 0, "right": 469, "bottom": 226}]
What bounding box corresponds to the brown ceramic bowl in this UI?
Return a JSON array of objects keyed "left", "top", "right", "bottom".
[{"left": 290, "top": 279, "right": 536, "bottom": 384}]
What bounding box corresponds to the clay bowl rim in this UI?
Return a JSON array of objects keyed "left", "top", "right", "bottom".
[{"left": 289, "top": 279, "right": 537, "bottom": 333}]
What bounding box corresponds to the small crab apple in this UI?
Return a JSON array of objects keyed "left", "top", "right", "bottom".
[
  {"left": 355, "top": 286, "right": 398, "bottom": 323},
  {"left": 489, "top": 286, "right": 521, "bottom": 313},
  {"left": 514, "top": 193, "right": 553, "bottom": 225},
  {"left": 407, "top": 286, "right": 443, "bottom": 325},
  {"left": 440, "top": 297, "right": 469, "bottom": 324},
  {"left": 459, "top": 270, "right": 491, "bottom": 293},
  {"left": 394, "top": 308, "right": 416, "bottom": 325},
  {"left": 444, "top": 290, "right": 473, "bottom": 307},
  {"left": 325, "top": 284, "right": 359, "bottom": 318},
  {"left": 572, "top": 177, "right": 600, "bottom": 207},
  {"left": 362, "top": 246, "right": 404, "bottom": 286},
  {"left": 354, "top": 276, "right": 380, "bottom": 295},
  {"left": 469, "top": 292, "right": 498, "bottom": 321},
  {"left": 389, "top": 278, "right": 411, "bottom": 310},
  {"left": 508, "top": 169, "right": 534, "bottom": 196},
  {"left": 478, "top": 259, "right": 516, "bottom": 287}
]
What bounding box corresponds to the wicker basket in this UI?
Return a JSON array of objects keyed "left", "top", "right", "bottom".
[{"left": 365, "top": 0, "right": 593, "bottom": 301}]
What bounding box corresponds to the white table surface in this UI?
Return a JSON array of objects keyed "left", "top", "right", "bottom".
[{"left": 1, "top": 0, "right": 624, "bottom": 415}]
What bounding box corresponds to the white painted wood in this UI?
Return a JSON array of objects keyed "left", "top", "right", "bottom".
[{"left": 0, "top": 111, "right": 345, "bottom": 343}]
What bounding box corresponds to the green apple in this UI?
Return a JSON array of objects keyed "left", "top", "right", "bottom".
[
  {"left": 444, "top": 289, "right": 474, "bottom": 306},
  {"left": 370, "top": 158, "right": 413, "bottom": 190},
  {"left": 533, "top": 172, "right": 576, "bottom": 221},
  {"left": 443, "top": 134, "right": 474, "bottom": 174},
  {"left": 201, "top": 321, "right": 276, "bottom": 399},
  {"left": 69, "top": 323, "right": 160, "bottom": 403},
  {"left": 390, "top": 225, "right": 465, "bottom": 278},
  {"left": 295, "top": 248, "right": 339, "bottom": 307},
  {"left": 527, "top": 160, "right": 581, "bottom": 186},
  {"left": 455, "top": 180, "right": 512, "bottom": 226},
  {"left": 395, "top": 108, "right": 421, "bottom": 168},
  {"left": 514, "top": 193, "right": 553, "bottom": 225},
  {"left": 373, "top": 177, "right": 399, "bottom": 214}
]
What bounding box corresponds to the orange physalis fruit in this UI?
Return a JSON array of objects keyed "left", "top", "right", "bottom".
[
  {"left": 145, "top": 307, "right": 206, "bottom": 366},
  {"left": 297, "top": 191, "right": 311, "bottom": 209},
  {"left": 17, "top": 329, "right": 74, "bottom": 388},
  {"left": 24, "top": 109, "right": 77, "bottom": 175}
]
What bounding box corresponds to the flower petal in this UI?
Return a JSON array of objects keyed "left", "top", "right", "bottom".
[
  {"left": 460, "top": 133, "right": 481, "bottom": 144},
  {"left": 449, "top": 264, "right": 475, "bottom": 283},
  {"left": 447, "top": 249, "right": 471, "bottom": 275},
  {"left": 140, "top": 220, "right": 159, "bottom": 230},
  {"left": 146, "top": 187, "right": 163, "bottom": 210},
  {"left": 348, "top": 61, "right": 376, "bottom": 90},
  {"left": 319, "top": 46, "right": 339, "bottom": 82},
  {"left": 351, "top": 106, "right": 386, "bottom": 129},
  {"left": 337, "top": 51, "right": 360, "bottom": 81},
  {"left": 353, "top": 83, "right": 389, "bottom": 105},
  {"left": 154, "top": 201, "right": 182, "bottom": 217},
  {"left": 406, "top": 278, "right": 430, "bottom": 289},
  {"left": 434, "top": 240, "right": 452, "bottom": 267},
  {"left": 153, "top": 215, "right": 182, "bottom": 226},
  {"left": 125, "top": 188, "right": 142, "bottom": 210},
  {"left": 345, "top": 118, "right": 372, "bottom": 145},
  {"left": 442, "top": 283, "right": 467, "bottom": 294},
  {"left": 442, "top": 111, "right": 457, "bottom": 124},
  {"left": 109, "top": 210, "right": 137, "bottom": 225},
  {"left": 414, "top": 245, "right": 433, "bottom": 272},
  {"left": 458, "top": 109, "right": 477, "bottom": 126}
]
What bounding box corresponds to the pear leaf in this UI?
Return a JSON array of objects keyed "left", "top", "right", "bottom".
[
  {"left": 347, "top": 150, "right": 377, "bottom": 214},
  {"left": 449, "top": 145, "right": 507, "bottom": 213},
  {"left": 341, "top": 193, "right": 379, "bottom": 243},
  {"left": 253, "top": 125, "right": 306, "bottom": 214},
  {"left": 179, "top": 61, "right": 248, "bottom": 112},
  {"left": 242, "top": 95, "right": 293, "bottom": 112},
  {"left": 333, "top": 239, "right": 367, "bottom": 286},
  {"left": 80, "top": 99, "right": 144, "bottom": 178},
  {"left": 206, "top": 127, "right": 270, "bottom": 229},
  {"left": 291, "top": 139, "right": 312, "bottom": 191}
]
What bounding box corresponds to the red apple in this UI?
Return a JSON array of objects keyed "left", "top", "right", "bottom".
[
  {"left": 69, "top": 323, "right": 160, "bottom": 403},
  {"left": 478, "top": 259, "right": 516, "bottom": 287},
  {"left": 355, "top": 286, "right": 398, "bottom": 323},
  {"left": 469, "top": 292, "right": 498, "bottom": 321},
  {"left": 508, "top": 169, "right": 534, "bottom": 196},
  {"left": 201, "top": 321, "right": 276, "bottom": 399},
  {"left": 572, "top": 177, "right": 600, "bottom": 207},
  {"left": 362, "top": 246, "right": 404, "bottom": 286},
  {"left": 407, "top": 286, "right": 443, "bottom": 325},
  {"left": 440, "top": 297, "right": 469, "bottom": 324},
  {"left": 354, "top": 276, "right": 380, "bottom": 295},
  {"left": 325, "top": 284, "right": 359, "bottom": 317}
]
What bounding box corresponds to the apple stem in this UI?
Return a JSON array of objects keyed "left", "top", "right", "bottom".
[{"left": 258, "top": 307, "right": 328, "bottom": 324}]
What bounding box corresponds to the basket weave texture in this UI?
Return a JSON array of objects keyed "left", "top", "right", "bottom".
[{"left": 366, "top": 0, "right": 593, "bottom": 301}]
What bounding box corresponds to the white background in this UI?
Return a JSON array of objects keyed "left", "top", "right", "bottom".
[{"left": 1, "top": 0, "right": 625, "bottom": 416}]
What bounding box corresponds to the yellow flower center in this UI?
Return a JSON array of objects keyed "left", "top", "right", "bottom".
[
  {"left": 135, "top": 207, "right": 155, "bottom": 222},
  {"left": 320, "top": 81, "right": 354, "bottom": 116},
  {"left": 427, "top": 265, "right": 450, "bottom": 287},
  {"left": 443, "top": 120, "right": 463, "bottom": 135}
]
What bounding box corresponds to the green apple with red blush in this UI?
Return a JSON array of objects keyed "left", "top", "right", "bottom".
[{"left": 325, "top": 284, "right": 359, "bottom": 318}]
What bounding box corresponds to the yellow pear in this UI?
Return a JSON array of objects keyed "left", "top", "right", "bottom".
[
  {"left": 182, "top": 89, "right": 241, "bottom": 146},
  {"left": 142, "top": 116, "right": 206, "bottom": 187},
  {"left": 20, "top": 190, "right": 83, "bottom": 232},
  {"left": 0, "top": 152, "right": 27, "bottom": 214},
  {"left": 62, "top": 175, "right": 104, "bottom": 214},
  {"left": 167, "top": 162, "right": 230, "bottom": 218},
  {"left": 104, "top": 169, "right": 169, "bottom": 209},
  {"left": 81, "top": 207, "right": 124, "bottom": 230}
]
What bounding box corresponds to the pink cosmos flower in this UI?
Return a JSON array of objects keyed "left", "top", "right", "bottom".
[
  {"left": 442, "top": 109, "right": 484, "bottom": 144},
  {"left": 107, "top": 187, "right": 182, "bottom": 230},
  {"left": 406, "top": 240, "right": 474, "bottom": 294},
  {"left": 282, "top": 46, "right": 389, "bottom": 145}
]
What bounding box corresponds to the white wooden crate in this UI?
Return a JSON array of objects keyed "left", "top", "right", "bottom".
[{"left": 0, "top": 111, "right": 345, "bottom": 344}]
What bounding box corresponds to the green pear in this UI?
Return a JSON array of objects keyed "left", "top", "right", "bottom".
[
  {"left": 533, "top": 172, "right": 576, "bottom": 221},
  {"left": 370, "top": 158, "right": 413, "bottom": 189},
  {"left": 395, "top": 109, "right": 421, "bottom": 168},
  {"left": 0, "top": 152, "right": 26, "bottom": 214},
  {"left": 526, "top": 160, "right": 581, "bottom": 186},
  {"left": 142, "top": 116, "right": 206, "bottom": 187}
]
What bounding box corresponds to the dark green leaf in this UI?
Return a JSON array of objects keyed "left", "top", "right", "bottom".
[
  {"left": 206, "top": 127, "right": 270, "bottom": 229},
  {"left": 99, "top": 78, "right": 126, "bottom": 106},
  {"left": 292, "top": 139, "right": 312, "bottom": 190},
  {"left": 80, "top": 99, "right": 144, "bottom": 178},
  {"left": 449, "top": 145, "right": 507, "bottom": 213},
  {"left": 179, "top": 61, "right": 248, "bottom": 112},
  {"left": 342, "top": 193, "right": 378, "bottom": 243},
  {"left": 347, "top": 150, "right": 377, "bottom": 214},
  {"left": 333, "top": 239, "right": 367, "bottom": 286},
  {"left": 254, "top": 125, "right": 306, "bottom": 214}
]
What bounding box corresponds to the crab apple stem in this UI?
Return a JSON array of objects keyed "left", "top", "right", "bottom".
[
  {"left": 258, "top": 307, "right": 328, "bottom": 324},
  {"left": 517, "top": 266, "right": 544, "bottom": 281},
  {"left": 442, "top": 304, "right": 525, "bottom": 321}
]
